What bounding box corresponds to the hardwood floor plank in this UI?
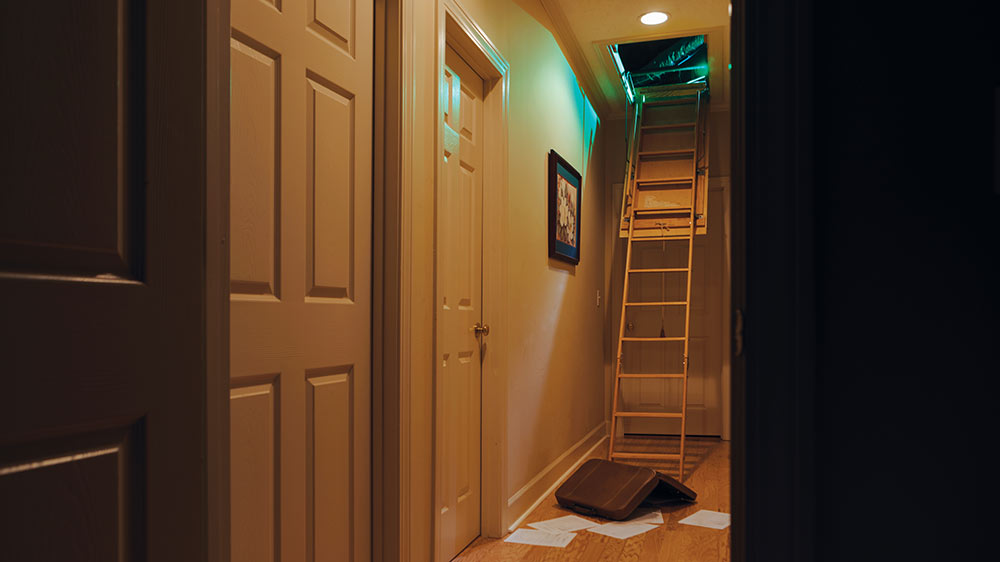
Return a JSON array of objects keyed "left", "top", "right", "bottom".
[{"left": 455, "top": 438, "right": 730, "bottom": 561}]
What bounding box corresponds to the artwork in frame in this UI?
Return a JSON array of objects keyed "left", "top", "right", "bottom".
[{"left": 548, "top": 149, "right": 582, "bottom": 265}]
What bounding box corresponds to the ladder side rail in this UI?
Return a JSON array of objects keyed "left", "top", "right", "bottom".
[
  {"left": 695, "top": 90, "right": 710, "bottom": 229},
  {"left": 609, "top": 204, "right": 639, "bottom": 458},
  {"left": 677, "top": 90, "right": 703, "bottom": 480},
  {"left": 620, "top": 99, "right": 644, "bottom": 234}
]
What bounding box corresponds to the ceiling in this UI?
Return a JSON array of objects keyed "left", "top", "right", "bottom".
[{"left": 536, "top": 0, "right": 731, "bottom": 119}]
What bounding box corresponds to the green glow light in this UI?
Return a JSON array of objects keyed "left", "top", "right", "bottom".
[{"left": 612, "top": 50, "right": 626, "bottom": 76}]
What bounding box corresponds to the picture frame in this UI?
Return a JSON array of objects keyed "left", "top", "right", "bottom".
[{"left": 548, "top": 149, "right": 582, "bottom": 265}]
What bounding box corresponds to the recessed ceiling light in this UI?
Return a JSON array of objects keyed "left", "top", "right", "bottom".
[{"left": 640, "top": 11, "right": 669, "bottom": 25}]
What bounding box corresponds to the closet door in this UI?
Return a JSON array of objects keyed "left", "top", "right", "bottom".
[
  {"left": 0, "top": 2, "right": 212, "bottom": 560},
  {"left": 229, "top": 0, "right": 373, "bottom": 560}
]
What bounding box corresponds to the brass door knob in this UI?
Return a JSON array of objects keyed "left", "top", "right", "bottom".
[{"left": 474, "top": 322, "right": 490, "bottom": 336}]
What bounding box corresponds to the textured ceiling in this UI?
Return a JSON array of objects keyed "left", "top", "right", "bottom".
[{"left": 545, "top": 0, "right": 731, "bottom": 118}]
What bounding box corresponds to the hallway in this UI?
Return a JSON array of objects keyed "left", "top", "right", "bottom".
[{"left": 456, "top": 438, "right": 730, "bottom": 561}]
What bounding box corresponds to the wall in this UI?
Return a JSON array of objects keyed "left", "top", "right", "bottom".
[{"left": 454, "top": 0, "right": 609, "bottom": 527}]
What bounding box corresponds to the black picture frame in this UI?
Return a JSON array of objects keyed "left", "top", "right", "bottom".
[{"left": 548, "top": 149, "right": 582, "bottom": 265}]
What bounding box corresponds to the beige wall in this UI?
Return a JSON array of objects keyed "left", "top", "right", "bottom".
[{"left": 454, "top": 0, "right": 608, "bottom": 522}]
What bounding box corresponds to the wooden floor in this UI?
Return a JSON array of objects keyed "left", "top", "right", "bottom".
[{"left": 455, "top": 436, "right": 730, "bottom": 561}]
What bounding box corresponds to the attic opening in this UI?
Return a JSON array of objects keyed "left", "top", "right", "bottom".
[{"left": 610, "top": 35, "right": 709, "bottom": 103}]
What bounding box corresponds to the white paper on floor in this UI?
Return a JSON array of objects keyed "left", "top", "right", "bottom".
[
  {"left": 503, "top": 528, "right": 576, "bottom": 548},
  {"left": 678, "top": 510, "right": 731, "bottom": 530},
  {"left": 623, "top": 509, "right": 664, "bottom": 525},
  {"left": 528, "top": 514, "right": 600, "bottom": 534},
  {"left": 587, "top": 521, "right": 658, "bottom": 540}
]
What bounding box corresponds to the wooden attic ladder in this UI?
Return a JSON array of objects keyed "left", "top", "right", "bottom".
[{"left": 610, "top": 84, "right": 709, "bottom": 481}]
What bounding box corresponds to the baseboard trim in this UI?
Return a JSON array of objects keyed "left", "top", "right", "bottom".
[{"left": 505, "top": 422, "right": 607, "bottom": 532}]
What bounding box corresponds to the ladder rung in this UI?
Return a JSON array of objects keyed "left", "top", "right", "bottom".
[
  {"left": 643, "top": 98, "right": 697, "bottom": 107},
  {"left": 614, "top": 411, "right": 683, "bottom": 418},
  {"left": 631, "top": 235, "right": 693, "bottom": 241},
  {"left": 633, "top": 207, "right": 691, "bottom": 217},
  {"left": 630, "top": 235, "right": 692, "bottom": 241},
  {"left": 611, "top": 452, "right": 681, "bottom": 460},
  {"left": 624, "top": 301, "right": 687, "bottom": 306},
  {"left": 633, "top": 206, "right": 692, "bottom": 214},
  {"left": 618, "top": 373, "right": 685, "bottom": 379},
  {"left": 621, "top": 337, "right": 686, "bottom": 341},
  {"left": 636, "top": 177, "right": 694, "bottom": 184},
  {"left": 628, "top": 268, "right": 689, "bottom": 273},
  {"left": 638, "top": 149, "right": 694, "bottom": 157},
  {"left": 641, "top": 122, "right": 696, "bottom": 130}
]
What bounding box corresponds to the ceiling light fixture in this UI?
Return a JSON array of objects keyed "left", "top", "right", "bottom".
[{"left": 640, "top": 11, "right": 669, "bottom": 25}]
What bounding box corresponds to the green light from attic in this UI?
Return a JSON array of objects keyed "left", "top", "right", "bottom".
[
  {"left": 624, "top": 77, "right": 635, "bottom": 103},
  {"left": 612, "top": 49, "right": 626, "bottom": 76},
  {"left": 609, "top": 44, "right": 635, "bottom": 104}
]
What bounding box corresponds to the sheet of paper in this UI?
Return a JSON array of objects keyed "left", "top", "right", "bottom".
[
  {"left": 528, "top": 514, "right": 600, "bottom": 534},
  {"left": 503, "top": 528, "right": 576, "bottom": 548},
  {"left": 587, "top": 522, "right": 658, "bottom": 540},
  {"left": 678, "top": 510, "right": 731, "bottom": 530},
  {"left": 624, "top": 509, "right": 664, "bottom": 525}
]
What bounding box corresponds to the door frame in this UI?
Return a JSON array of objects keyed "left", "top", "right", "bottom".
[
  {"left": 374, "top": 0, "right": 510, "bottom": 559},
  {"left": 206, "top": 0, "right": 231, "bottom": 561},
  {"left": 434, "top": 0, "right": 511, "bottom": 546}
]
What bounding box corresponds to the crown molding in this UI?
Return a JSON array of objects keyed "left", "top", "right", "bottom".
[{"left": 538, "top": 0, "right": 611, "bottom": 120}]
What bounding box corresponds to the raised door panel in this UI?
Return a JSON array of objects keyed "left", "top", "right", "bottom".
[
  {"left": 306, "top": 370, "right": 352, "bottom": 562},
  {"left": 0, "top": 0, "right": 141, "bottom": 279},
  {"left": 230, "top": 379, "right": 279, "bottom": 562},
  {"left": 230, "top": 36, "right": 280, "bottom": 296},
  {"left": 306, "top": 76, "right": 354, "bottom": 300},
  {"left": 0, "top": 428, "right": 142, "bottom": 561}
]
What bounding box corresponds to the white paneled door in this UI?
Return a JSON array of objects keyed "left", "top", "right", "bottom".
[
  {"left": 437, "top": 45, "right": 485, "bottom": 562},
  {"left": 229, "top": 0, "right": 372, "bottom": 561}
]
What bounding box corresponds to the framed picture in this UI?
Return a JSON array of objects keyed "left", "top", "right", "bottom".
[{"left": 548, "top": 149, "right": 582, "bottom": 264}]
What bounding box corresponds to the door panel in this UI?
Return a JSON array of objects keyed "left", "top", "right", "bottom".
[
  {"left": 0, "top": 1, "right": 211, "bottom": 560},
  {"left": 229, "top": 0, "right": 373, "bottom": 561},
  {"left": 622, "top": 187, "right": 725, "bottom": 436},
  {"left": 437, "top": 45, "right": 484, "bottom": 562}
]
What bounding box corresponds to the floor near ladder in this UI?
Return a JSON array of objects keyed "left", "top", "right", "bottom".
[{"left": 455, "top": 436, "right": 730, "bottom": 561}]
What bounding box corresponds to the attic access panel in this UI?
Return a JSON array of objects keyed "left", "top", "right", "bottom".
[{"left": 611, "top": 35, "right": 709, "bottom": 96}]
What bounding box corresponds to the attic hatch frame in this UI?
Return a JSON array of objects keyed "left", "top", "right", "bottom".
[{"left": 609, "top": 34, "right": 710, "bottom": 104}]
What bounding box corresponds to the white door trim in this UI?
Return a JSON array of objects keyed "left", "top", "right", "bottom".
[{"left": 437, "top": 0, "right": 510, "bottom": 542}]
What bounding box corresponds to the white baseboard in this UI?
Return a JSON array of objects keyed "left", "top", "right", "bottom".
[{"left": 505, "top": 422, "right": 607, "bottom": 532}]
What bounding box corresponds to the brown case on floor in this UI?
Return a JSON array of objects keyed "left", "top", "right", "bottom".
[{"left": 555, "top": 458, "right": 696, "bottom": 520}]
